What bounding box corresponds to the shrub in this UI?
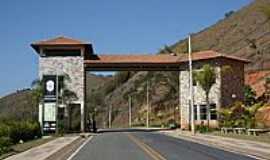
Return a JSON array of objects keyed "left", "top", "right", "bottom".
[
  {"left": 0, "top": 123, "right": 9, "bottom": 137},
  {"left": 0, "top": 120, "right": 41, "bottom": 155},
  {"left": 196, "top": 125, "right": 216, "bottom": 133},
  {"left": 219, "top": 108, "right": 233, "bottom": 127},
  {"left": 4, "top": 120, "right": 41, "bottom": 144},
  {"left": 0, "top": 137, "right": 12, "bottom": 155},
  {"left": 219, "top": 102, "right": 264, "bottom": 128},
  {"left": 196, "top": 125, "right": 209, "bottom": 133},
  {"left": 167, "top": 119, "right": 178, "bottom": 129}
]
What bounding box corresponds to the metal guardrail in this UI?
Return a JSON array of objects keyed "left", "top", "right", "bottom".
[{"left": 221, "top": 127, "right": 270, "bottom": 136}]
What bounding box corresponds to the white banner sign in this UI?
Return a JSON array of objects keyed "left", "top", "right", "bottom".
[{"left": 44, "top": 103, "right": 56, "bottom": 121}]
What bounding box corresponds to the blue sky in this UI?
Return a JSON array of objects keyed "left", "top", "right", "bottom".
[{"left": 0, "top": 0, "right": 252, "bottom": 96}]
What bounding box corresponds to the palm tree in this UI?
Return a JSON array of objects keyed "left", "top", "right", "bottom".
[
  {"left": 194, "top": 64, "right": 216, "bottom": 128},
  {"left": 59, "top": 74, "right": 78, "bottom": 133},
  {"left": 59, "top": 74, "right": 78, "bottom": 105},
  {"left": 31, "top": 79, "right": 44, "bottom": 120}
]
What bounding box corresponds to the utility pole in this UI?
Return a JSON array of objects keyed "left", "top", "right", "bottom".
[
  {"left": 188, "top": 35, "right": 195, "bottom": 135},
  {"left": 179, "top": 70, "right": 181, "bottom": 126},
  {"left": 146, "top": 80, "right": 150, "bottom": 128},
  {"left": 108, "top": 105, "right": 112, "bottom": 128},
  {"left": 128, "top": 95, "right": 132, "bottom": 128},
  {"left": 55, "top": 74, "right": 59, "bottom": 134}
]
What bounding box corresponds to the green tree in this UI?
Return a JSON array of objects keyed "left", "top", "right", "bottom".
[
  {"left": 194, "top": 64, "right": 216, "bottom": 128},
  {"left": 225, "top": 10, "right": 234, "bottom": 18},
  {"left": 244, "top": 85, "right": 257, "bottom": 106}
]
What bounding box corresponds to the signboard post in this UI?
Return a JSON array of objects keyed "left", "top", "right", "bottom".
[{"left": 42, "top": 75, "right": 58, "bottom": 133}]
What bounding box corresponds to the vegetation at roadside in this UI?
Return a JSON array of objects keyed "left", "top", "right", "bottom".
[
  {"left": 0, "top": 120, "right": 41, "bottom": 156},
  {"left": 219, "top": 102, "right": 265, "bottom": 128}
]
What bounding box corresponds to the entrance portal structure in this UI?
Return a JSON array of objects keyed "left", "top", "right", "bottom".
[
  {"left": 31, "top": 37, "right": 92, "bottom": 132},
  {"left": 32, "top": 36, "right": 249, "bottom": 132}
]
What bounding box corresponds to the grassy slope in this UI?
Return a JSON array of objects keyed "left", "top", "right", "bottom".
[
  {"left": 167, "top": 0, "right": 270, "bottom": 71},
  {"left": 0, "top": 89, "right": 35, "bottom": 120}
]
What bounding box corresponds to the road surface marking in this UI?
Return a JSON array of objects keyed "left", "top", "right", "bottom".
[
  {"left": 127, "top": 133, "right": 167, "bottom": 160},
  {"left": 67, "top": 136, "right": 93, "bottom": 160}
]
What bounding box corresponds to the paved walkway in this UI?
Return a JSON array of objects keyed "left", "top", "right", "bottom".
[
  {"left": 5, "top": 136, "right": 79, "bottom": 160},
  {"left": 161, "top": 130, "right": 270, "bottom": 160}
]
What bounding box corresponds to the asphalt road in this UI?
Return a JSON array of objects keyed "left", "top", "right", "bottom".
[{"left": 70, "top": 130, "right": 257, "bottom": 160}]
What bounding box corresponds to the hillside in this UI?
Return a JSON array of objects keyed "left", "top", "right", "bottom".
[
  {"left": 86, "top": 73, "right": 113, "bottom": 94},
  {"left": 96, "top": 0, "right": 270, "bottom": 128},
  {"left": 0, "top": 89, "right": 35, "bottom": 120},
  {"left": 163, "top": 0, "right": 270, "bottom": 71}
]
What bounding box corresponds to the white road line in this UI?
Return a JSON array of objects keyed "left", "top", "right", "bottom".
[{"left": 67, "top": 136, "right": 94, "bottom": 160}]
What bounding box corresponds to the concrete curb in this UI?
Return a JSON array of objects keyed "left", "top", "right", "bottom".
[{"left": 161, "top": 131, "right": 270, "bottom": 160}]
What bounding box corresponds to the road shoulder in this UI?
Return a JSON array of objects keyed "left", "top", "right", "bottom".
[
  {"left": 160, "top": 130, "right": 270, "bottom": 160},
  {"left": 4, "top": 134, "right": 90, "bottom": 160}
]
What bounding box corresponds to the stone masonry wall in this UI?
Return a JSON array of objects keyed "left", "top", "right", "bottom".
[
  {"left": 39, "top": 57, "right": 85, "bottom": 102},
  {"left": 180, "top": 66, "right": 221, "bottom": 129},
  {"left": 180, "top": 59, "right": 245, "bottom": 129},
  {"left": 220, "top": 59, "right": 245, "bottom": 107}
]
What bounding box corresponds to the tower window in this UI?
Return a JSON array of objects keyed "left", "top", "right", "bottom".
[{"left": 43, "top": 49, "right": 81, "bottom": 57}]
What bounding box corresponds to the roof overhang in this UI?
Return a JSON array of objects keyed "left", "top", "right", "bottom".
[
  {"left": 31, "top": 36, "right": 94, "bottom": 55},
  {"left": 84, "top": 51, "right": 250, "bottom": 71}
]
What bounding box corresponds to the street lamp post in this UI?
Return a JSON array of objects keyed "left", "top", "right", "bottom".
[{"left": 179, "top": 70, "right": 181, "bottom": 126}]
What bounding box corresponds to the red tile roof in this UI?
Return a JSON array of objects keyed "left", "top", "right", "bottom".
[
  {"left": 85, "top": 54, "right": 180, "bottom": 64},
  {"left": 245, "top": 70, "right": 270, "bottom": 97},
  {"left": 84, "top": 50, "right": 250, "bottom": 64},
  {"left": 31, "top": 36, "right": 90, "bottom": 45},
  {"left": 31, "top": 36, "right": 93, "bottom": 54},
  {"left": 31, "top": 37, "right": 249, "bottom": 64}
]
